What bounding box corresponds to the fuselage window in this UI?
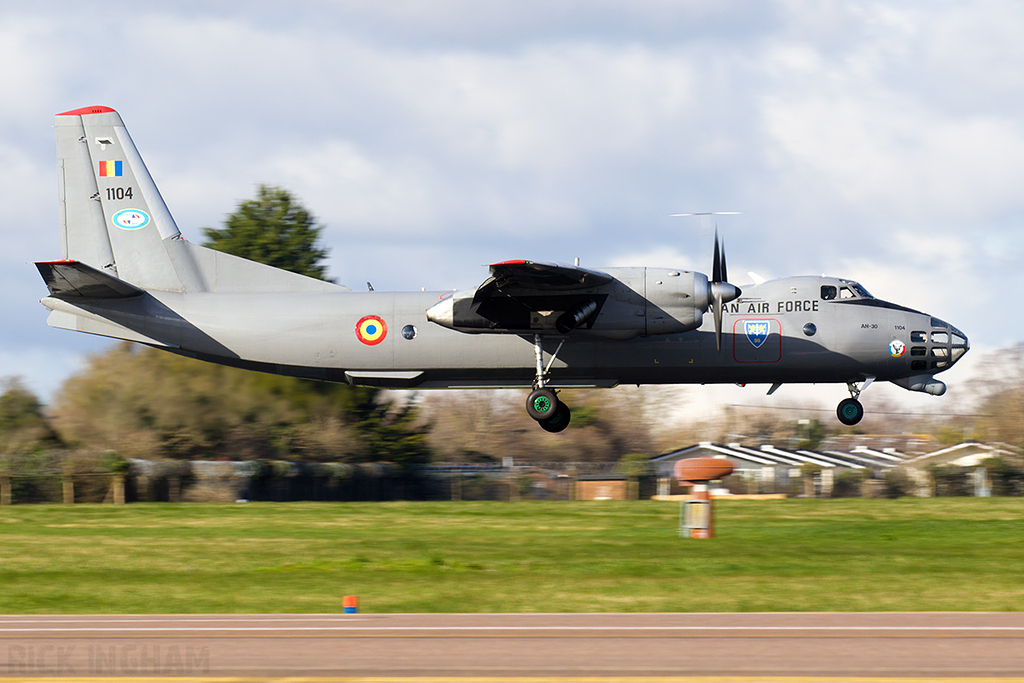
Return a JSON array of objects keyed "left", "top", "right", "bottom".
[
  {"left": 931, "top": 331, "right": 949, "bottom": 344},
  {"left": 911, "top": 331, "right": 927, "bottom": 343},
  {"left": 911, "top": 347, "right": 927, "bottom": 356},
  {"left": 821, "top": 285, "right": 837, "bottom": 300},
  {"left": 839, "top": 287, "right": 855, "bottom": 299}
]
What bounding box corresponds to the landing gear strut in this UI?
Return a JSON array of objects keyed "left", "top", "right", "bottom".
[
  {"left": 836, "top": 376, "right": 874, "bottom": 426},
  {"left": 525, "top": 335, "right": 571, "bottom": 432}
]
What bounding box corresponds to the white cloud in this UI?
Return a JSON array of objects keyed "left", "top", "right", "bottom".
[{"left": 761, "top": 94, "right": 1024, "bottom": 222}]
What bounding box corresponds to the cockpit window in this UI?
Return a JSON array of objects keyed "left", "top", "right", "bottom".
[
  {"left": 836, "top": 280, "right": 873, "bottom": 300},
  {"left": 849, "top": 283, "right": 873, "bottom": 298},
  {"left": 821, "top": 285, "right": 837, "bottom": 300}
]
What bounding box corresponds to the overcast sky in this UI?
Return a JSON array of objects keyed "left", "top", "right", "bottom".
[{"left": 1, "top": 1, "right": 1021, "bottom": 416}]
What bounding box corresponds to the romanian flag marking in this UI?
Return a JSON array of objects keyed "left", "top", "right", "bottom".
[
  {"left": 356, "top": 315, "right": 387, "bottom": 346},
  {"left": 99, "top": 160, "right": 123, "bottom": 177}
]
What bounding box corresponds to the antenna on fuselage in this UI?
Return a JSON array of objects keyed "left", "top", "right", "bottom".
[{"left": 669, "top": 212, "right": 743, "bottom": 217}]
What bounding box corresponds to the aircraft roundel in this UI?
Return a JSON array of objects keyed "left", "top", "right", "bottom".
[
  {"left": 356, "top": 315, "right": 388, "bottom": 345},
  {"left": 112, "top": 208, "right": 150, "bottom": 230},
  {"left": 889, "top": 339, "right": 906, "bottom": 357}
]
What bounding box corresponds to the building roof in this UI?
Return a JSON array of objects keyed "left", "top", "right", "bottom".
[
  {"left": 649, "top": 440, "right": 966, "bottom": 474},
  {"left": 902, "top": 442, "right": 1022, "bottom": 469}
]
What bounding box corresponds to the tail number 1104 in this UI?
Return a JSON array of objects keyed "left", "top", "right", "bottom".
[{"left": 106, "top": 187, "right": 134, "bottom": 201}]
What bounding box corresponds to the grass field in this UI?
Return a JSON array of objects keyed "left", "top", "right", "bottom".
[{"left": 1, "top": 498, "right": 1022, "bottom": 613}]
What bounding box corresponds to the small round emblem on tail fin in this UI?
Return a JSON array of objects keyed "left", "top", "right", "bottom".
[{"left": 112, "top": 209, "right": 150, "bottom": 230}]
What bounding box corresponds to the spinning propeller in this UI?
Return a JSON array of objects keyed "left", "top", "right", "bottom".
[{"left": 708, "top": 229, "right": 741, "bottom": 352}]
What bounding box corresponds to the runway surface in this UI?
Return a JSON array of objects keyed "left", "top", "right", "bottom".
[{"left": 1, "top": 613, "right": 1022, "bottom": 681}]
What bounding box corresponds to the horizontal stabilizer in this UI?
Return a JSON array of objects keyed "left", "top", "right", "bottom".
[{"left": 36, "top": 260, "right": 143, "bottom": 299}]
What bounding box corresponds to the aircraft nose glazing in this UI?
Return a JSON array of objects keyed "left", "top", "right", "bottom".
[
  {"left": 950, "top": 326, "right": 969, "bottom": 366},
  {"left": 929, "top": 319, "right": 969, "bottom": 371}
]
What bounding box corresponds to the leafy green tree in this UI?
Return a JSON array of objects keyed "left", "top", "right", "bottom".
[
  {"left": 52, "top": 343, "right": 375, "bottom": 462},
  {"left": 0, "top": 378, "right": 62, "bottom": 454},
  {"left": 969, "top": 343, "right": 1024, "bottom": 449},
  {"left": 614, "top": 452, "right": 654, "bottom": 478},
  {"left": 795, "top": 418, "right": 826, "bottom": 450},
  {"left": 347, "top": 393, "right": 432, "bottom": 471},
  {"left": 202, "top": 184, "right": 330, "bottom": 280}
]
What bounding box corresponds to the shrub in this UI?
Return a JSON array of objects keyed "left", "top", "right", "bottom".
[
  {"left": 832, "top": 469, "right": 868, "bottom": 498},
  {"left": 883, "top": 468, "right": 914, "bottom": 498},
  {"left": 983, "top": 457, "right": 1024, "bottom": 496},
  {"left": 927, "top": 464, "right": 972, "bottom": 496},
  {"left": 99, "top": 451, "right": 130, "bottom": 475}
]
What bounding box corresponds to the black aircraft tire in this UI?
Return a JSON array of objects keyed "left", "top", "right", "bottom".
[
  {"left": 538, "top": 402, "right": 571, "bottom": 433},
  {"left": 526, "top": 388, "right": 559, "bottom": 421},
  {"left": 837, "top": 398, "right": 864, "bottom": 426}
]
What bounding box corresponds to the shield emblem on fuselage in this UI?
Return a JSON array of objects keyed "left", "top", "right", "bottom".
[{"left": 745, "top": 321, "right": 769, "bottom": 348}]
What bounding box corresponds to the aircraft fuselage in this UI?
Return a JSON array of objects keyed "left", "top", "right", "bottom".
[{"left": 44, "top": 274, "right": 965, "bottom": 393}]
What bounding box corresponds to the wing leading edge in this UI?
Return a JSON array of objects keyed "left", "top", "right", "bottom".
[{"left": 487, "top": 260, "right": 614, "bottom": 293}]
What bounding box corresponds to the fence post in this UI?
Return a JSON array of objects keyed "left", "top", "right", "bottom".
[
  {"left": 451, "top": 472, "right": 461, "bottom": 501},
  {"left": 111, "top": 475, "right": 125, "bottom": 504},
  {"left": 0, "top": 475, "right": 10, "bottom": 505},
  {"left": 62, "top": 461, "right": 74, "bottom": 504}
]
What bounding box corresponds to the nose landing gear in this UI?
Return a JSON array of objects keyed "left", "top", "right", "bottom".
[
  {"left": 837, "top": 398, "right": 864, "bottom": 426},
  {"left": 836, "top": 376, "right": 874, "bottom": 426}
]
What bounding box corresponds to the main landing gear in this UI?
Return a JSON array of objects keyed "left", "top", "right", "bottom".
[
  {"left": 526, "top": 335, "right": 571, "bottom": 433},
  {"left": 836, "top": 376, "right": 874, "bottom": 426}
]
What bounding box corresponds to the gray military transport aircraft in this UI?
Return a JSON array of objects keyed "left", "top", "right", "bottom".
[{"left": 37, "top": 106, "right": 969, "bottom": 432}]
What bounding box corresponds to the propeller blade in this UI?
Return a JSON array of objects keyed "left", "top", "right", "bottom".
[
  {"left": 708, "top": 228, "right": 740, "bottom": 353},
  {"left": 712, "top": 230, "right": 722, "bottom": 283},
  {"left": 720, "top": 235, "right": 728, "bottom": 283},
  {"left": 713, "top": 291, "right": 723, "bottom": 352}
]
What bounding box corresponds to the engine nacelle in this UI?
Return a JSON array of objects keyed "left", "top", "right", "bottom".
[
  {"left": 425, "top": 267, "right": 709, "bottom": 338},
  {"left": 644, "top": 268, "right": 706, "bottom": 335}
]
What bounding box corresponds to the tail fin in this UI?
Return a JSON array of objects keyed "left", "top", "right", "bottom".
[
  {"left": 56, "top": 106, "right": 197, "bottom": 291},
  {"left": 54, "top": 106, "right": 346, "bottom": 294}
]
